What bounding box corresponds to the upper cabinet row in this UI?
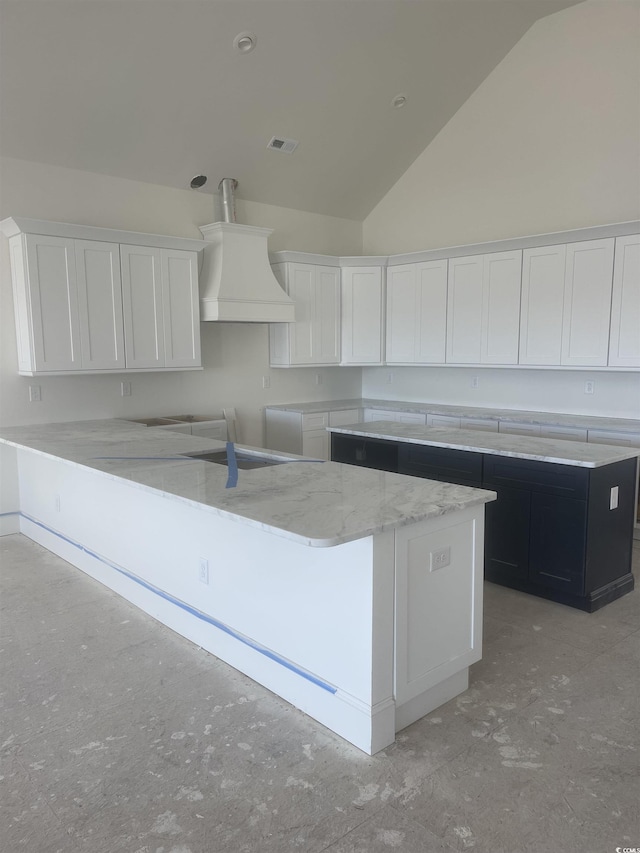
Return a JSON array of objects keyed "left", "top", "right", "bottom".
[
  {"left": 5, "top": 224, "right": 201, "bottom": 375},
  {"left": 270, "top": 234, "right": 639, "bottom": 369}
]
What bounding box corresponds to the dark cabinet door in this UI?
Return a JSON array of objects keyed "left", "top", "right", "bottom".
[
  {"left": 484, "top": 486, "right": 531, "bottom": 586},
  {"left": 529, "top": 493, "right": 587, "bottom": 595},
  {"left": 331, "top": 434, "right": 398, "bottom": 472}
]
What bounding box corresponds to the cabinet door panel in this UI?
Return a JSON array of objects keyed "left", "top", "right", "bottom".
[
  {"left": 484, "top": 486, "right": 531, "bottom": 586},
  {"left": 416, "top": 260, "right": 447, "bottom": 363},
  {"left": 562, "top": 238, "right": 614, "bottom": 366},
  {"left": 341, "top": 267, "right": 383, "bottom": 364},
  {"left": 302, "top": 428, "right": 329, "bottom": 460},
  {"left": 75, "top": 240, "right": 125, "bottom": 370},
  {"left": 481, "top": 250, "right": 521, "bottom": 364},
  {"left": 446, "top": 255, "right": 483, "bottom": 363},
  {"left": 386, "top": 266, "right": 416, "bottom": 363},
  {"left": 161, "top": 250, "right": 201, "bottom": 368},
  {"left": 26, "top": 234, "right": 81, "bottom": 371},
  {"left": 121, "top": 245, "right": 165, "bottom": 368},
  {"left": 316, "top": 266, "right": 341, "bottom": 364},
  {"left": 529, "top": 493, "right": 586, "bottom": 594},
  {"left": 519, "top": 245, "right": 565, "bottom": 365},
  {"left": 609, "top": 235, "right": 640, "bottom": 367},
  {"left": 288, "top": 265, "right": 316, "bottom": 364}
]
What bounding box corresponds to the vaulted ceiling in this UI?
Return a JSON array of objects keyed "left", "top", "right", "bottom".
[{"left": 0, "top": 0, "right": 581, "bottom": 219}]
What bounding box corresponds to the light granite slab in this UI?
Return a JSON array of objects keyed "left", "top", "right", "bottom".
[
  {"left": 329, "top": 422, "right": 640, "bottom": 468},
  {"left": 0, "top": 420, "right": 495, "bottom": 548}
]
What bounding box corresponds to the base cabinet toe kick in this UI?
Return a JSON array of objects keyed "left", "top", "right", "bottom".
[{"left": 331, "top": 431, "right": 637, "bottom": 612}]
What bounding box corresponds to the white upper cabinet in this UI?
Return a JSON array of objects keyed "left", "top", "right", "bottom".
[
  {"left": 609, "top": 235, "right": 640, "bottom": 367},
  {"left": 447, "top": 250, "right": 521, "bottom": 364},
  {"left": 121, "top": 245, "right": 165, "bottom": 369},
  {"left": 386, "top": 260, "right": 447, "bottom": 364},
  {"left": 121, "top": 246, "right": 200, "bottom": 370},
  {"left": 269, "top": 262, "right": 340, "bottom": 366},
  {"left": 75, "top": 240, "right": 125, "bottom": 370},
  {"left": 21, "top": 234, "right": 82, "bottom": 372},
  {"left": 519, "top": 245, "right": 566, "bottom": 365},
  {"left": 446, "top": 255, "right": 483, "bottom": 363},
  {"left": 561, "top": 238, "right": 614, "bottom": 366},
  {"left": 341, "top": 266, "right": 384, "bottom": 365},
  {"left": 2, "top": 218, "right": 203, "bottom": 375},
  {"left": 160, "top": 249, "right": 201, "bottom": 369},
  {"left": 480, "top": 250, "right": 522, "bottom": 364}
]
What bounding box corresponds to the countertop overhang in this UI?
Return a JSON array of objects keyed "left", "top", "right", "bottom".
[
  {"left": 328, "top": 422, "right": 640, "bottom": 468},
  {"left": 0, "top": 419, "right": 495, "bottom": 547}
]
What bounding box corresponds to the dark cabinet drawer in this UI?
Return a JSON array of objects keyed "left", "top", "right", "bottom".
[
  {"left": 331, "top": 434, "right": 399, "bottom": 473},
  {"left": 398, "top": 444, "right": 483, "bottom": 487},
  {"left": 483, "top": 455, "right": 589, "bottom": 500}
]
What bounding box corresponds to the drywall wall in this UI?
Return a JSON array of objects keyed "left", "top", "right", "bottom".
[
  {"left": 363, "top": 0, "right": 640, "bottom": 254},
  {"left": 362, "top": 367, "right": 640, "bottom": 421},
  {"left": 0, "top": 157, "right": 363, "bottom": 444},
  {"left": 362, "top": 1, "right": 639, "bottom": 421}
]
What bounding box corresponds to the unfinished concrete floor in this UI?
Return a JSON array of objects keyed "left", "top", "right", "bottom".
[{"left": 1, "top": 533, "right": 638, "bottom": 853}]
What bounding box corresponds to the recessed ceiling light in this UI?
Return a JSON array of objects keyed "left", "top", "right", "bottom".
[
  {"left": 391, "top": 94, "right": 407, "bottom": 109},
  {"left": 190, "top": 175, "right": 208, "bottom": 189},
  {"left": 234, "top": 31, "right": 257, "bottom": 54}
]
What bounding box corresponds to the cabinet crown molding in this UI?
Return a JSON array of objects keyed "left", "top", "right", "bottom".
[{"left": 0, "top": 217, "right": 205, "bottom": 253}]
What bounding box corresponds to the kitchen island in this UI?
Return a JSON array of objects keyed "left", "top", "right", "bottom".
[
  {"left": 330, "top": 422, "right": 639, "bottom": 612},
  {"left": 0, "top": 420, "right": 495, "bottom": 754}
]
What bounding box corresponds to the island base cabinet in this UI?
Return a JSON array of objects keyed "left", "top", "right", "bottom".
[
  {"left": 528, "top": 494, "right": 586, "bottom": 595},
  {"left": 484, "top": 486, "right": 531, "bottom": 587},
  {"left": 10, "top": 445, "right": 485, "bottom": 755}
]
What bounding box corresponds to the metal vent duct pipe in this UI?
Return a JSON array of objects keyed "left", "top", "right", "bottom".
[{"left": 218, "top": 178, "right": 238, "bottom": 223}]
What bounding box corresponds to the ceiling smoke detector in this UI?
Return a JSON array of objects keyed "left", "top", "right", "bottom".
[
  {"left": 233, "top": 32, "right": 257, "bottom": 54},
  {"left": 267, "top": 136, "right": 299, "bottom": 154},
  {"left": 190, "top": 174, "right": 208, "bottom": 189}
]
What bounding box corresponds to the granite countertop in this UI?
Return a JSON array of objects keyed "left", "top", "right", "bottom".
[
  {"left": 266, "top": 399, "right": 640, "bottom": 434},
  {"left": 329, "top": 422, "right": 640, "bottom": 468},
  {"left": 0, "top": 419, "right": 495, "bottom": 548}
]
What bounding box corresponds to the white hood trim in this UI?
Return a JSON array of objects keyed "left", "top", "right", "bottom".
[{"left": 198, "top": 222, "right": 295, "bottom": 323}]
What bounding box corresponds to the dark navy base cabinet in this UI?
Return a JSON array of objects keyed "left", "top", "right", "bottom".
[{"left": 331, "top": 433, "right": 636, "bottom": 612}]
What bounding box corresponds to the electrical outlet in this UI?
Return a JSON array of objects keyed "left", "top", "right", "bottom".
[
  {"left": 386, "top": 371, "right": 394, "bottom": 384},
  {"left": 430, "top": 545, "right": 451, "bottom": 571},
  {"left": 199, "top": 558, "right": 209, "bottom": 584},
  {"left": 29, "top": 385, "right": 41, "bottom": 402},
  {"left": 120, "top": 381, "right": 132, "bottom": 397},
  {"left": 315, "top": 373, "right": 323, "bottom": 386},
  {"left": 262, "top": 375, "right": 270, "bottom": 389},
  {"left": 610, "top": 486, "right": 619, "bottom": 510},
  {"left": 55, "top": 494, "right": 61, "bottom": 512},
  {"left": 584, "top": 380, "right": 595, "bottom": 395},
  {"left": 471, "top": 375, "right": 479, "bottom": 389}
]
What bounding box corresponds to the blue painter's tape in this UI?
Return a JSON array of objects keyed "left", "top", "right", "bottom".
[
  {"left": 17, "top": 511, "right": 337, "bottom": 695},
  {"left": 225, "top": 441, "right": 238, "bottom": 489}
]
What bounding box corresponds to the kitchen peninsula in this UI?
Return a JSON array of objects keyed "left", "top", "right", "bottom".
[
  {"left": 330, "top": 422, "right": 639, "bottom": 612},
  {"left": 0, "top": 419, "right": 495, "bottom": 754}
]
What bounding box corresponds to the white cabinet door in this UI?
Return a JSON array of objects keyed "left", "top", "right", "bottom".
[
  {"left": 161, "top": 249, "right": 201, "bottom": 368},
  {"left": 24, "top": 234, "right": 81, "bottom": 371},
  {"left": 609, "top": 235, "right": 640, "bottom": 367},
  {"left": 459, "top": 417, "right": 499, "bottom": 432},
  {"left": 480, "top": 250, "right": 521, "bottom": 364},
  {"left": 121, "top": 245, "right": 165, "bottom": 369},
  {"left": 561, "top": 238, "right": 615, "bottom": 366},
  {"left": 329, "top": 409, "right": 360, "bottom": 427},
  {"left": 302, "top": 428, "right": 330, "bottom": 460},
  {"left": 396, "top": 412, "right": 427, "bottom": 425},
  {"left": 519, "top": 245, "right": 566, "bottom": 365},
  {"left": 387, "top": 261, "right": 447, "bottom": 364},
  {"left": 269, "top": 264, "right": 340, "bottom": 366},
  {"left": 446, "top": 255, "right": 483, "bottom": 363},
  {"left": 447, "top": 252, "right": 521, "bottom": 365},
  {"left": 363, "top": 408, "right": 397, "bottom": 422},
  {"left": 341, "top": 266, "right": 384, "bottom": 364},
  {"left": 75, "top": 240, "right": 125, "bottom": 370}
]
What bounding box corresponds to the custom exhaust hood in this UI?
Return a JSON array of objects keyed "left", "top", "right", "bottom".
[{"left": 198, "top": 179, "right": 295, "bottom": 323}]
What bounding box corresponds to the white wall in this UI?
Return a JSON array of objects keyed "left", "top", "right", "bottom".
[
  {"left": 362, "top": 367, "right": 640, "bottom": 421},
  {"left": 362, "top": 1, "right": 640, "bottom": 421},
  {"left": 0, "top": 157, "right": 363, "bottom": 445}
]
